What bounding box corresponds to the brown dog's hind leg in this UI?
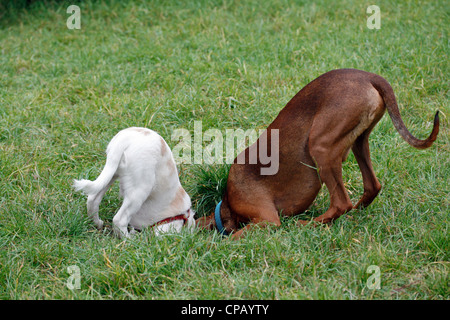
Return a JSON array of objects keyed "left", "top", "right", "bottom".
[
  {"left": 312, "top": 159, "right": 353, "bottom": 224},
  {"left": 305, "top": 127, "right": 354, "bottom": 225},
  {"left": 352, "top": 132, "right": 381, "bottom": 209}
]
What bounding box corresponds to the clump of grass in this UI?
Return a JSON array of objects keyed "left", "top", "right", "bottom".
[{"left": 188, "top": 164, "right": 230, "bottom": 217}]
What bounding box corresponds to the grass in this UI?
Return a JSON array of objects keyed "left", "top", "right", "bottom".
[{"left": 0, "top": 0, "right": 448, "bottom": 299}]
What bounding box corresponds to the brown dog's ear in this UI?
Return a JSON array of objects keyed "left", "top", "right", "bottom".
[{"left": 195, "top": 214, "right": 216, "bottom": 230}]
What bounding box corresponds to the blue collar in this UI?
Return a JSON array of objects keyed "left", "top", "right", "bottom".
[{"left": 214, "top": 201, "right": 228, "bottom": 236}]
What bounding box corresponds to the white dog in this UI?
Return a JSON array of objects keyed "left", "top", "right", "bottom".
[{"left": 73, "top": 127, "right": 195, "bottom": 238}]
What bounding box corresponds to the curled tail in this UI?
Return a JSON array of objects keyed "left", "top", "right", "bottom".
[
  {"left": 73, "top": 138, "right": 126, "bottom": 195},
  {"left": 371, "top": 75, "right": 439, "bottom": 149}
]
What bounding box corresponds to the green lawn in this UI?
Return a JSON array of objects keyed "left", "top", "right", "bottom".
[{"left": 0, "top": 0, "right": 448, "bottom": 299}]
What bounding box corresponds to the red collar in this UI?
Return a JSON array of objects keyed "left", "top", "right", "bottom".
[{"left": 150, "top": 213, "right": 188, "bottom": 228}]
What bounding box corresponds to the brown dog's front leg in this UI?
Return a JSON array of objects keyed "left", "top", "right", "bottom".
[
  {"left": 230, "top": 225, "right": 251, "bottom": 240},
  {"left": 230, "top": 218, "right": 281, "bottom": 240}
]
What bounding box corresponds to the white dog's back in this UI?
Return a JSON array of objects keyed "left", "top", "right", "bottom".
[{"left": 74, "top": 127, "right": 194, "bottom": 237}]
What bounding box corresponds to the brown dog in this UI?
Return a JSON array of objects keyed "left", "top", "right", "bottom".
[{"left": 196, "top": 69, "right": 439, "bottom": 239}]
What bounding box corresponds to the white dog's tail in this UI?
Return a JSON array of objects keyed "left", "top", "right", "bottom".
[{"left": 73, "top": 137, "right": 126, "bottom": 195}]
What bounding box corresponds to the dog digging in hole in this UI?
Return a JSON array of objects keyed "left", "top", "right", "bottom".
[
  {"left": 74, "top": 127, "right": 195, "bottom": 238},
  {"left": 196, "top": 69, "right": 439, "bottom": 239}
]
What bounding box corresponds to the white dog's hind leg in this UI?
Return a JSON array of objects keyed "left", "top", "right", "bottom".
[
  {"left": 86, "top": 178, "right": 116, "bottom": 229},
  {"left": 112, "top": 191, "right": 148, "bottom": 238},
  {"left": 86, "top": 195, "right": 103, "bottom": 229}
]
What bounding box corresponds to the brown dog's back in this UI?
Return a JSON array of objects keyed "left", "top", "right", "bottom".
[{"left": 275, "top": 69, "right": 438, "bottom": 148}]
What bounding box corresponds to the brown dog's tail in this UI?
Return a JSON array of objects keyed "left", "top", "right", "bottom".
[{"left": 371, "top": 75, "right": 439, "bottom": 149}]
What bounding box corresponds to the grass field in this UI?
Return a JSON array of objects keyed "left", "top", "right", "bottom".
[{"left": 0, "top": 0, "right": 448, "bottom": 300}]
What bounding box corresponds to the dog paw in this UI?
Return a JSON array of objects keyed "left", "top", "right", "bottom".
[
  {"left": 297, "top": 219, "right": 326, "bottom": 228},
  {"left": 297, "top": 219, "right": 311, "bottom": 227},
  {"left": 95, "top": 219, "right": 104, "bottom": 230}
]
